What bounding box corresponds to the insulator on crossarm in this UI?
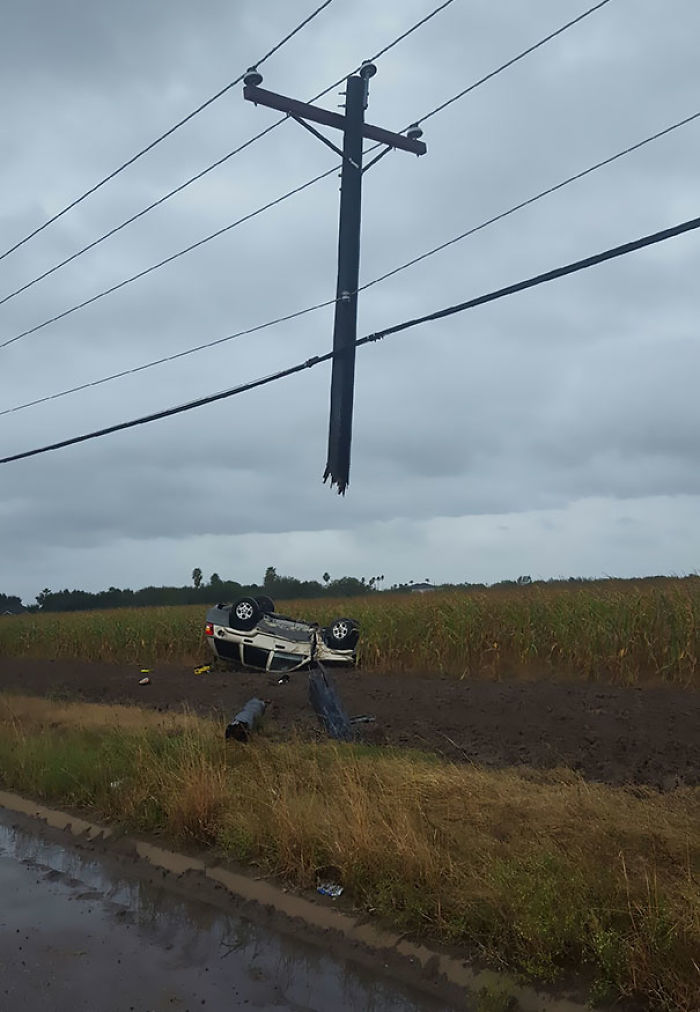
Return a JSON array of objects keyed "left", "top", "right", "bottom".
[{"left": 244, "top": 67, "right": 263, "bottom": 87}]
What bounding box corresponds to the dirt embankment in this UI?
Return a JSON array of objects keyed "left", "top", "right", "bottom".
[{"left": 1, "top": 658, "right": 697, "bottom": 789}]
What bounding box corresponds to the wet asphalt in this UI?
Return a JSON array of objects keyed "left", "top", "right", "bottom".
[{"left": 0, "top": 813, "right": 452, "bottom": 1012}]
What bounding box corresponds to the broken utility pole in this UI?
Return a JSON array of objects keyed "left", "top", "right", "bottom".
[{"left": 243, "top": 63, "right": 426, "bottom": 494}]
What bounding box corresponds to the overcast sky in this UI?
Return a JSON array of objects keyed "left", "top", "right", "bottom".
[{"left": 2, "top": 0, "right": 699, "bottom": 603}]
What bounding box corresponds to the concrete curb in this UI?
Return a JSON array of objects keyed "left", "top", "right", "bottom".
[{"left": 0, "top": 789, "right": 596, "bottom": 1012}]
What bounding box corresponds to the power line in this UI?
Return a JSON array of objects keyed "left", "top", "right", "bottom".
[
  {"left": 361, "top": 110, "right": 700, "bottom": 292},
  {"left": 1, "top": 0, "right": 609, "bottom": 346},
  {"left": 360, "top": 215, "right": 700, "bottom": 341},
  {"left": 0, "top": 120, "right": 285, "bottom": 309},
  {"left": 3, "top": 212, "right": 698, "bottom": 465},
  {"left": 0, "top": 166, "right": 339, "bottom": 350},
  {"left": 413, "top": 0, "right": 614, "bottom": 128},
  {"left": 0, "top": 0, "right": 458, "bottom": 309},
  {"left": 4, "top": 108, "right": 696, "bottom": 417},
  {"left": 0, "top": 298, "right": 337, "bottom": 416},
  {"left": 0, "top": 0, "right": 336, "bottom": 265},
  {"left": 367, "top": 0, "right": 457, "bottom": 62}
]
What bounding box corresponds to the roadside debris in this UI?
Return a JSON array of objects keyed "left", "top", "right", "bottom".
[
  {"left": 139, "top": 668, "right": 151, "bottom": 675},
  {"left": 349, "top": 715, "right": 375, "bottom": 725},
  {"left": 194, "top": 664, "right": 212, "bottom": 676},
  {"left": 317, "top": 882, "right": 344, "bottom": 899},
  {"left": 225, "top": 698, "right": 267, "bottom": 742},
  {"left": 308, "top": 664, "right": 353, "bottom": 741},
  {"left": 277, "top": 674, "right": 290, "bottom": 685},
  {"left": 138, "top": 676, "right": 151, "bottom": 686}
]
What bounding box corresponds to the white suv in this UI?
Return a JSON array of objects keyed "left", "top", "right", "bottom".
[{"left": 205, "top": 597, "right": 359, "bottom": 673}]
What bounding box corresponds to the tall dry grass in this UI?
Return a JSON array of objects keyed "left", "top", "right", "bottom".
[
  {"left": 0, "top": 694, "right": 697, "bottom": 1009},
  {"left": 1, "top": 578, "right": 698, "bottom": 684}
]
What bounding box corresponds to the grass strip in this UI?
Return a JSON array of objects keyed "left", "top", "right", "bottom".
[{"left": 0, "top": 693, "right": 697, "bottom": 1010}]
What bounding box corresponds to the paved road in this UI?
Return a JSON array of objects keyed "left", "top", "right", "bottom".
[{"left": 0, "top": 813, "right": 451, "bottom": 1012}]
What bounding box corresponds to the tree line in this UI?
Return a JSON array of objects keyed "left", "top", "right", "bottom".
[
  {"left": 0, "top": 593, "right": 23, "bottom": 615},
  {"left": 4, "top": 567, "right": 390, "bottom": 613},
  {"left": 3, "top": 572, "right": 691, "bottom": 615}
]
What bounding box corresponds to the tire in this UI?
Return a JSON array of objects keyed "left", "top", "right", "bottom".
[
  {"left": 230, "top": 597, "right": 261, "bottom": 632},
  {"left": 325, "top": 617, "right": 358, "bottom": 650},
  {"left": 255, "top": 595, "right": 275, "bottom": 615}
]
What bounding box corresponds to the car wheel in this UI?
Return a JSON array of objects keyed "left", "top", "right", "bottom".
[
  {"left": 326, "top": 617, "right": 358, "bottom": 649},
  {"left": 255, "top": 595, "right": 275, "bottom": 615},
  {"left": 230, "top": 597, "right": 261, "bottom": 631}
]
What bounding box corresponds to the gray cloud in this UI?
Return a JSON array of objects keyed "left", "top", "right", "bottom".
[{"left": 2, "top": 0, "right": 700, "bottom": 600}]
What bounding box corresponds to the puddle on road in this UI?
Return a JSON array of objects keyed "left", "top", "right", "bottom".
[{"left": 0, "top": 814, "right": 453, "bottom": 1012}]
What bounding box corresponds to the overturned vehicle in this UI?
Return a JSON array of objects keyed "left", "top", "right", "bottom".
[{"left": 205, "top": 597, "right": 359, "bottom": 673}]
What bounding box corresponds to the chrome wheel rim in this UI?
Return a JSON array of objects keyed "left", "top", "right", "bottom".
[{"left": 332, "top": 620, "right": 350, "bottom": 641}]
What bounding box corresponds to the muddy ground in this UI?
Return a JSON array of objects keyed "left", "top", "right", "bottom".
[{"left": 1, "top": 658, "right": 698, "bottom": 789}]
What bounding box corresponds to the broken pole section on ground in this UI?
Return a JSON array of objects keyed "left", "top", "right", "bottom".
[
  {"left": 308, "top": 664, "right": 353, "bottom": 741},
  {"left": 225, "top": 698, "right": 267, "bottom": 742}
]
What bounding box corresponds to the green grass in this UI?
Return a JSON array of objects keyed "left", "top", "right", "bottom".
[
  {"left": 0, "top": 694, "right": 697, "bottom": 1010},
  {"left": 1, "top": 577, "right": 699, "bottom": 684}
]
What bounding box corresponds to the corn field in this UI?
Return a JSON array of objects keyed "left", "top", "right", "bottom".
[{"left": 0, "top": 578, "right": 698, "bottom": 685}]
